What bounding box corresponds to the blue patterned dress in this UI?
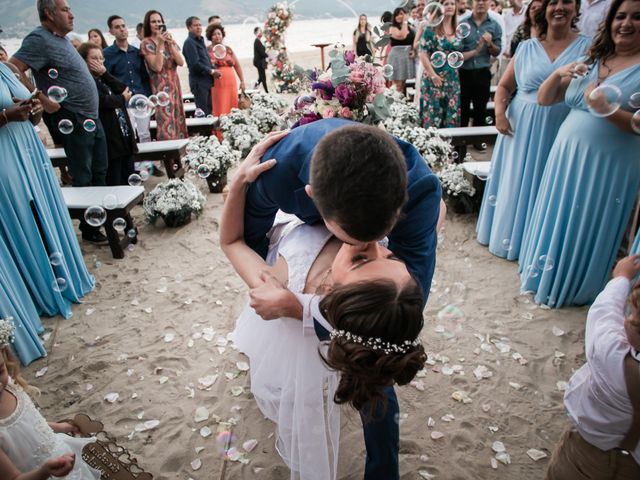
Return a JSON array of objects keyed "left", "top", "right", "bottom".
[
  {"left": 476, "top": 36, "right": 591, "bottom": 260},
  {"left": 519, "top": 61, "right": 640, "bottom": 307}
]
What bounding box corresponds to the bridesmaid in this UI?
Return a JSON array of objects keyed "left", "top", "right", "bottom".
[
  {"left": 140, "top": 10, "right": 188, "bottom": 140},
  {"left": 476, "top": 0, "right": 590, "bottom": 259},
  {"left": 418, "top": 0, "right": 462, "bottom": 128},
  {"left": 520, "top": 0, "right": 640, "bottom": 308}
]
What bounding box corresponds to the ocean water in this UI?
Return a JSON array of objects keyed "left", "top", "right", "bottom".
[{"left": 1, "top": 17, "right": 371, "bottom": 60}]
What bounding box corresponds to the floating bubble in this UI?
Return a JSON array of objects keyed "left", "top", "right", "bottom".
[
  {"left": 487, "top": 194, "right": 497, "bottom": 206},
  {"left": 502, "top": 238, "right": 512, "bottom": 251},
  {"left": 430, "top": 51, "right": 446, "bottom": 69},
  {"left": 537, "top": 255, "right": 555, "bottom": 271},
  {"left": 485, "top": 116, "right": 493, "bottom": 125},
  {"left": 112, "top": 217, "right": 127, "bottom": 232},
  {"left": 216, "top": 431, "right": 236, "bottom": 456},
  {"left": 139, "top": 169, "right": 150, "bottom": 182},
  {"left": 456, "top": 22, "right": 471, "bottom": 39},
  {"left": 52, "top": 277, "right": 67, "bottom": 292},
  {"left": 206, "top": 114, "right": 213, "bottom": 119},
  {"left": 525, "top": 265, "right": 540, "bottom": 279},
  {"left": 423, "top": 2, "right": 445, "bottom": 27},
  {"left": 587, "top": 84, "right": 622, "bottom": 117},
  {"left": 128, "top": 94, "right": 153, "bottom": 119},
  {"left": 574, "top": 63, "right": 588, "bottom": 78},
  {"left": 47, "top": 85, "right": 68, "bottom": 103},
  {"left": 194, "top": 108, "right": 205, "bottom": 118},
  {"left": 58, "top": 119, "right": 74, "bottom": 135},
  {"left": 632, "top": 110, "right": 640, "bottom": 134},
  {"left": 127, "top": 229, "right": 137, "bottom": 239},
  {"left": 48, "top": 68, "right": 59, "bottom": 79},
  {"left": 157, "top": 91, "right": 170, "bottom": 107},
  {"left": 629, "top": 92, "right": 640, "bottom": 110},
  {"left": 49, "top": 252, "right": 64, "bottom": 266},
  {"left": 447, "top": 51, "right": 464, "bottom": 69},
  {"left": 83, "top": 119, "right": 97, "bottom": 132},
  {"left": 128, "top": 173, "right": 142, "bottom": 186},
  {"left": 451, "top": 151, "right": 459, "bottom": 160},
  {"left": 102, "top": 194, "right": 118, "bottom": 210},
  {"left": 213, "top": 44, "right": 227, "bottom": 60},
  {"left": 185, "top": 99, "right": 191, "bottom": 103},
  {"left": 481, "top": 143, "right": 487, "bottom": 149},
  {"left": 148, "top": 94, "right": 159, "bottom": 107},
  {"left": 382, "top": 64, "right": 394, "bottom": 79},
  {"left": 84, "top": 205, "right": 107, "bottom": 227},
  {"left": 197, "top": 164, "right": 211, "bottom": 178}
]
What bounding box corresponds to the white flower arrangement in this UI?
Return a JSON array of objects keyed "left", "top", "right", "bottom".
[
  {"left": 0, "top": 317, "right": 15, "bottom": 348},
  {"left": 249, "top": 91, "right": 288, "bottom": 112},
  {"left": 143, "top": 179, "right": 206, "bottom": 223},
  {"left": 437, "top": 161, "right": 476, "bottom": 197},
  {"left": 249, "top": 103, "right": 285, "bottom": 134},
  {"left": 219, "top": 108, "right": 265, "bottom": 157},
  {"left": 183, "top": 135, "right": 239, "bottom": 178}
]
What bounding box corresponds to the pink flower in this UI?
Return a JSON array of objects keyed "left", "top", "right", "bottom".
[
  {"left": 340, "top": 107, "right": 352, "bottom": 118},
  {"left": 350, "top": 69, "right": 364, "bottom": 83},
  {"left": 323, "top": 108, "right": 336, "bottom": 118}
]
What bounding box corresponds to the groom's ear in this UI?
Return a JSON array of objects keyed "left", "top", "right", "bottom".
[{"left": 304, "top": 184, "right": 313, "bottom": 199}]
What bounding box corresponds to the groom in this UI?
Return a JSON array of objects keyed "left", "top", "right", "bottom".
[{"left": 243, "top": 118, "right": 441, "bottom": 479}]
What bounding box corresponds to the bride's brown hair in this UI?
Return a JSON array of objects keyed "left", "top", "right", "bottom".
[{"left": 320, "top": 279, "right": 426, "bottom": 414}]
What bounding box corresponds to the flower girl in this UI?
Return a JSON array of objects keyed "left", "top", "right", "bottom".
[{"left": 0, "top": 318, "right": 101, "bottom": 480}]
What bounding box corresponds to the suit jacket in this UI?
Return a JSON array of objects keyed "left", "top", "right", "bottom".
[
  {"left": 183, "top": 32, "right": 214, "bottom": 88},
  {"left": 94, "top": 72, "right": 137, "bottom": 159},
  {"left": 243, "top": 118, "right": 441, "bottom": 304},
  {"left": 253, "top": 38, "right": 268, "bottom": 68}
]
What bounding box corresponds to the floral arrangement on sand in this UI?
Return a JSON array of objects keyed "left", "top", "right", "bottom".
[
  {"left": 143, "top": 179, "right": 206, "bottom": 227},
  {"left": 437, "top": 158, "right": 476, "bottom": 197},
  {"left": 264, "top": 3, "right": 302, "bottom": 93},
  {"left": 218, "top": 109, "right": 264, "bottom": 158},
  {"left": 183, "top": 135, "right": 239, "bottom": 190}
]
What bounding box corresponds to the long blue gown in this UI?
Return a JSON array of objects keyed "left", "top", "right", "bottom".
[
  {"left": 0, "top": 63, "right": 94, "bottom": 362},
  {"left": 476, "top": 36, "right": 591, "bottom": 260},
  {"left": 519, "top": 61, "right": 640, "bottom": 307}
]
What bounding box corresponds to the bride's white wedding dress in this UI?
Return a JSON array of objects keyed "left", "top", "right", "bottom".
[
  {"left": 232, "top": 215, "right": 340, "bottom": 480},
  {"left": 0, "top": 380, "right": 101, "bottom": 479}
]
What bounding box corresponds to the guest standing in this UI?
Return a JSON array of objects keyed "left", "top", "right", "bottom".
[
  {"left": 0, "top": 62, "right": 94, "bottom": 364},
  {"left": 206, "top": 24, "right": 245, "bottom": 118},
  {"left": 477, "top": 0, "right": 589, "bottom": 260},
  {"left": 418, "top": 0, "right": 462, "bottom": 128},
  {"left": 503, "top": 0, "right": 526, "bottom": 49},
  {"left": 183, "top": 16, "right": 218, "bottom": 116},
  {"left": 130, "top": 22, "right": 143, "bottom": 49},
  {"left": 459, "top": 0, "right": 503, "bottom": 145},
  {"left": 140, "top": 9, "right": 188, "bottom": 140},
  {"left": 253, "top": 27, "right": 269, "bottom": 93},
  {"left": 10, "top": 0, "right": 108, "bottom": 243},
  {"left": 353, "top": 14, "right": 375, "bottom": 57},
  {"left": 87, "top": 28, "right": 107, "bottom": 49},
  {"left": 510, "top": 0, "right": 543, "bottom": 55},
  {"left": 520, "top": 0, "right": 640, "bottom": 308},
  {"left": 578, "top": 0, "right": 614, "bottom": 36},
  {"left": 387, "top": 8, "right": 416, "bottom": 95}
]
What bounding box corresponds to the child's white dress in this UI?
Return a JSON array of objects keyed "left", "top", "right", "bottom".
[{"left": 0, "top": 381, "right": 101, "bottom": 479}]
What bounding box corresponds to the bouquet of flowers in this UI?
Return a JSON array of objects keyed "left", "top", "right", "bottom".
[
  {"left": 437, "top": 162, "right": 476, "bottom": 197},
  {"left": 250, "top": 103, "right": 286, "bottom": 134},
  {"left": 183, "top": 135, "right": 239, "bottom": 191},
  {"left": 143, "top": 179, "right": 206, "bottom": 227},
  {"left": 264, "top": 3, "right": 302, "bottom": 93},
  {"left": 218, "top": 109, "right": 263, "bottom": 158},
  {"left": 288, "top": 50, "right": 390, "bottom": 127},
  {"left": 250, "top": 91, "right": 289, "bottom": 112}
]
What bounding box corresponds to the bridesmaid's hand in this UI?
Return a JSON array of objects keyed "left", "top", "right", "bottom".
[
  {"left": 5, "top": 99, "right": 32, "bottom": 122},
  {"left": 556, "top": 62, "right": 579, "bottom": 79},
  {"left": 495, "top": 113, "right": 513, "bottom": 136}
]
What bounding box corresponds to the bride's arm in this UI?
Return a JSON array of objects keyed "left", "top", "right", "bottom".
[{"left": 220, "top": 131, "right": 288, "bottom": 288}]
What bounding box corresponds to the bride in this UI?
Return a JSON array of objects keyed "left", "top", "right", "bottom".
[{"left": 221, "top": 131, "right": 427, "bottom": 480}]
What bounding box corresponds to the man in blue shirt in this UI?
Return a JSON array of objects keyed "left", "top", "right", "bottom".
[
  {"left": 183, "top": 16, "right": 219, "bottom": 116},
  {"left": 104, "top": 15, "right": 152, "bottom": 142},
  {"left": 459, "top": 0, "right": 502, "bottom": 148}
]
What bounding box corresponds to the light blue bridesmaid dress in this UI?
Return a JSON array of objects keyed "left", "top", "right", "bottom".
[
  {"left": 519, "top": 61, "right": 640, "bottom": 307},
  {"left": 476, "top": 35, "right": 591, "bottom": 260},
  {"left": 0, "top": 63, "right": 94, "bottom": 357}
]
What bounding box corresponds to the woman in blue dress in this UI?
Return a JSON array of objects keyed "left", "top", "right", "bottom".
[
  {"left": 519, "top": 0, "right": 640, "bottom": 308},
  {"left": 477, "top": 0, "right": 589, "bottom": 260},
  {"left": 0, "top": 62, "right": 94, "bottom": 362}
]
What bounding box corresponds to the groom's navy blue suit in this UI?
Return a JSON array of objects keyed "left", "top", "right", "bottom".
[{"left": 243, "top": 118, "right": 441, "bottom": 479}]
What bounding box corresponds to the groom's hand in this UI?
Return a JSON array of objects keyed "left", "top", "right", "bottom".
[
  {"left": 235, "top": 130, "right": 289, "bottom": 184},
  {"left": 249, "top": 271, "right": 303, "bottom": 320}
]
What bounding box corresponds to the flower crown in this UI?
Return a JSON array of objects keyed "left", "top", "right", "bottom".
[
  {"left": 329, "top": 329, "right": 420, "bottom": 354},
  {"left": 0, "top": 318, "right": 16, "bottom": 349}
]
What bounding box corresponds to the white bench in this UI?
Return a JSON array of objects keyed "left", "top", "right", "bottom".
[
  {"left": 150, "top": 117, "right": 218, "bottom": 137},
  {"left": 462, "top": 161, "right": 491, "bottom": 180},
  {"left": 438, "top": 126, "right": 498, "bottom": 147},
  {"left": 61, "top": 186, "right": 144, "bottom": 259}
]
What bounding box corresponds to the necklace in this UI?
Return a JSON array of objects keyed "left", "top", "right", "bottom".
[
  {"left": 316, "top": 267, "right": 333, "bottom": 294},
  {"left": 597, "top": 58, "right": 613, "bottom": 86}
]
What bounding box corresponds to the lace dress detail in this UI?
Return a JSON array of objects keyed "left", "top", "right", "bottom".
[
  {"left": 232, "top": 215, "right": 340, "bottom": 480},
  {"left": 0, "top": 381, "right": 101, "bottom": 479}
]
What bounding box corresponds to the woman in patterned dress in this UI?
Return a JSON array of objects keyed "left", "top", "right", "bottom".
[
  {"left": 418, "top": 0, "right": 462, "bottom": 128},
  {"left": 140, "top": 10, "right": 188, "bottom": 140}
]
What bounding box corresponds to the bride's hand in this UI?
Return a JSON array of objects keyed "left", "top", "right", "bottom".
[
  {"left": 235, "top": 130, "right": 289, "bottom": 184},
  {"left": 249, "top": 271, "right": 302, "bottom": 320}
]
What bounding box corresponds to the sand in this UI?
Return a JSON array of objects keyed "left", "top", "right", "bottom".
[{"left": 23, "top": 50, "right": 587, "bottom": 479}]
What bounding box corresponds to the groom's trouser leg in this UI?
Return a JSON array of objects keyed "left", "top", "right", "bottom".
[{"left": 360, "top": 386, "right": 399, "bottom": 480}]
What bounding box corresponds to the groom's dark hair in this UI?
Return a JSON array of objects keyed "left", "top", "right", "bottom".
[{"left": 310, "top": 124, "right": 407, "bottom": 242}]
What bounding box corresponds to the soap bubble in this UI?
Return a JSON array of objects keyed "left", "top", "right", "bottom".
[
  {"left": 157, "top": 91, "right": 170, "bottom": 107},
  {"left": 587, "top": 84, "right": 622, "bottom": 117},
  {"left": 84, "top": 205, "right": 107, "bottom": 227},
  {"left": 112, "top": 217, "right": 127, "bottom": 232},
  {"left": 501, "top": 238, "right": 512, "bottom": 251},
  {"left": 52, "top": 277, "right": 67, "bottom": 292},
  {"left": 128, "top": 173, "right": 142, "bottom": 186},
  {"left": 128, "top": 94, "right": 153, "bottom": 119},
  {"left": 447, "top": 51, "right": 464, "bottom": 69},
  {"left": 632, "top": 110, "right": 640, "bottom": 134},
  {"left": 127, "top": 229, "right": 137, "bottom": 239},
  {"left": 83, "top": 119, "right": 97, "bottom": 132},
  {"left": 47, "top": 86, "right": 68, "bottom": 103},
  {"left": 456, "top": 22, "right": 471, "bottom": 39},
  {"left": 574, "top": 63, "right": 588, "bottom": 77},
  {"left": 49, "top": 252, "right": 64, "bottom": 266},
  {"left": 148, "top": 94, "right": 159, "bottom": 106},
  {"left": 48, "top": 68, "right": 59, "bottom": 79},
  {"left": 537, "top": 255, "right": 555, "bottom": 271},
  {"left": 194, "top": 108, "right": 205, "bottom": 118},
  {"left": 102, "top": 194, "right": 118, "bottom": 210},
  {"left": 197, "top": 164, "right": 211, "bottom": 178},
  {"left": 139, "top": 169, "right": 150, "bottom": 182},
  {"left": 216, "top": 431, "right": 236, "bottom": 456},
  {"left": 58, "top": 119, "right": 74, "bottom": 135},
  {"left": 485, "top": 116, "right": 493, "bottom": 125},
  {"left": 423, "top": 2, "right": 445, "bottom": 27},
  {"left": 382, "top": 64, "right": 394, "bottom": 79},
  {"left": 487, "top": 194, "right": 497, "bottom": 207},
  {"left": 451, "top": 151, "right": 459, "bottom": 160},
  {"left": 430, "top": 51, "right": 446, "bottom": 69},
  {"left": 213, "top": 44, "right": 227, "bottom": 60},
  {"left": 145, "top": 42, "right": 156, "bottom": 53},
  {"left": 481, "top": 143, "right": 487, "bottom": 149},
  {"left": 629, "top": 92, "right": 640, "bottom": 109},
  {"left": 525, "top": 265, "right": 540, "bottom": 279}
]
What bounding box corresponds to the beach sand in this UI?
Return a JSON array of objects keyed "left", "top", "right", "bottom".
[{"left": 24, "top": 51, "right": 586, "bottom": 479}]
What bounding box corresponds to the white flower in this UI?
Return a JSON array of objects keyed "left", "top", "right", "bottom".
[{"left": 143, "top": 179, "right": 206, "bottom": 222}]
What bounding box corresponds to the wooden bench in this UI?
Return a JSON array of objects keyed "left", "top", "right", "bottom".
[
  {"left": 150, "top": 117, "right": 218, "bottom": 138},
  {"left": 61, "top": 186, "right": 144, "bottom": 259},
  {"left": 47, "top": 139, "right": 189, "bottom": 179}
]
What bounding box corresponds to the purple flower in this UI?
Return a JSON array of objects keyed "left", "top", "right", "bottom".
[
  {"left": 343, "top": 50, "right": 356, "bottom": 65},
  {"left": 334, "top": 83, "right": 356, "bottom": 107},
  {"left": 311, "top": 80, "right": 335, "bottom": 100},
  {"left": 292, "top": 112, "right": 322, "bottom": 128}
]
